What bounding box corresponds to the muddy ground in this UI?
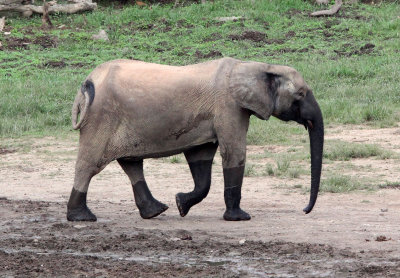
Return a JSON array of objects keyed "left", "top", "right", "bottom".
[{"left": 1, "top": 124, "right": 400, "bottom": 277}]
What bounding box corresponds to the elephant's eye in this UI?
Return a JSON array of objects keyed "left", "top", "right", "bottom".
[{"left": 298, "top": 91, "right": 305, "bottom": 97}]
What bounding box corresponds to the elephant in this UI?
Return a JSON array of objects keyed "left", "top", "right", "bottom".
[{"left": 67, "top": 57, "right": 324, "bottom": 222}]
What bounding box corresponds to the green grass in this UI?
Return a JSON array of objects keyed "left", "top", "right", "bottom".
[
  {"left": 323, "top": 140, "right": 393, "bottom": 161},
  {"left": 263, "top": 156, "right": 306, "bottom": 178},
  {"left": 320, "top": 175, "right": 400, "bottom": 193},
  {"left": 168, "top": 155, "right": 183, "bottom": 163},
  {"left": 320, "top": 174, "right": 365, "bottom": 193},
  {"left": 1, "top": 1, "right": 400, "bottom": 138},
  {"left": 244, "top": 163, "right": 257, "bottom": 177},
  {"left": 378, "top": 181, "right": 400, "bottom": 189}
]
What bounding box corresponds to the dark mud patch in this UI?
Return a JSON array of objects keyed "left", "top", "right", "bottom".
[
  {"left": 41, "top": 60, "right": 67, "bottom": 68},
  {"left": 334, "top": 43, "right": 375, "bottom": 57},
  {"left": 194, "top": 50, "right": 223, "bottom": 59},
  {"left": 1, "top": 199, "right": 400, "bottom": 277},
  {"left": 1, "top": 35, "right": 58, "bottom": 51},
  {"left": 33, "top": 35, "right": 58, "bottom": 49},
  {"left": 0, "top": 147, "right": 15, "bottom": 155},
  {"left": 285, "top": 30, "right": 296, "bottom": 39},
  {"left": 323, "top": 30, "right": 334, "bottom": 38},
  {"left": 1, "top": 37, "right": 31, "bottom": 50},
  {"left": 228, "top": 30, "right": 268, "bottom": 43}
]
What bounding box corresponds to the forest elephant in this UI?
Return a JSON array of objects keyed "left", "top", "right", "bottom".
[{"left": 67, "top": 57, "right": 324, "bottom": 222}]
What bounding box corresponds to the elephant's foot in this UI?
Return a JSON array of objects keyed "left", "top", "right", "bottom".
[
  {"left": 175, "top": 192, "right": 191, "bottom": 217},
  {"left": 67, "top": 205, "right": 97, "bottom": 222},
  {"left": 223, "top": 208, "right": 251, "bottom": 221},
  {"left": 137, "top": 200, "right": 168, "bottom": 219}
]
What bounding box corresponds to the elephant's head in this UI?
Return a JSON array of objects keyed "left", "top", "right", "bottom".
[{"left": 229, "top": 61, "right": 324, "bottom": 214}]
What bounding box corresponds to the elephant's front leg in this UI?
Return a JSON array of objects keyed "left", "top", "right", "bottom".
[
  {"left": 175, "top": 142, "right": 218, "bottom": 217},
  {"left": 222, "top": 164, "right": 249, "bottom": 221},
  {"left": 216, "top": 111, "right": 251, "bottom": 221},
  {"left": 118, "top": 159, "right": 168, "bottom": 219}
]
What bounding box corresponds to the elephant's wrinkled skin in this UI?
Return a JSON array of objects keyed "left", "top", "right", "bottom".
[{"left": 67, "top": 58, "right": 324, "bottom": 222}]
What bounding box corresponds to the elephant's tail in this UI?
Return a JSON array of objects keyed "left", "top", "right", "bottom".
[{"left": 71, "top": 80, "right": 95, "bottom": 130}]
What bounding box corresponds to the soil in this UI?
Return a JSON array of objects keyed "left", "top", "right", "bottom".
[
  {"left": 41, "top": 61, "right": 67, "bottom": 69},
  {"left": 324, "top": 19, "right": 341, "bottom": 29},
  {"left": 285, "top": 30, "right": 296, "bottom": 39},
  {"left": 1, "top": 123, "right": 400, "bottom": 277},
  {"left": 194, "top": 49, "right": 223, "bottom": 59},
  {"left": 228, "top": 31, "right": 268, "bottom": 43},
  {"left": 334, "top": 43, "right": 375, "bottom": 57},
  {"left": 1, "top": 35, "right": 58, "bottom": 51}
]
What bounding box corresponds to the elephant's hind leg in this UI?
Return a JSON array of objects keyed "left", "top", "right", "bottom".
[
  {"left": 176, "top": 142, "right": 218, "bottom": 217},
  {"left": 67, "top": 161, "right": 102, "bottom": 222},
  {"left": 118, "top": 159, "right": 168, "bottom": 219}
]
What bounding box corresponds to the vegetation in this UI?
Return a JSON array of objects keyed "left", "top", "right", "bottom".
[
  {"left": 168, "top": 155, "right": 183, "bottom": 163},
  {"left": 244, "top": 156, "right": 306, "bottom": 178},
  {"left": 320, "top": 174, "right": 364, "bottom": 193},
  {"left": 244, "top": 163, "right": 257, "bottom": 177},
  {"left": 323, "top": 140, "right": 394, "bottom": 161},
  {"left": 0, "top": 1, "right": 399, "bottom": 139}
]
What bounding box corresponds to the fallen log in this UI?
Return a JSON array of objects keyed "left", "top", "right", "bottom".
[{"left": 0, "top": 0, "right": 97, "bottom": 16}]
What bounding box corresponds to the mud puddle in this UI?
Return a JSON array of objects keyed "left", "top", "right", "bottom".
[{"left": 1, "top": 199, "right": 400, "bottom": 277}]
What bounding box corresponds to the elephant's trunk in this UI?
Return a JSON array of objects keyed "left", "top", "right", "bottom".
[{"left": 303, "top": 95, "right": 324, "bottom": 214}]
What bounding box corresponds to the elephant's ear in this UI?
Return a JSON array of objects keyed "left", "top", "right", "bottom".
[{"left": 229, "top": 62, "right": 280, "bottom": 120}]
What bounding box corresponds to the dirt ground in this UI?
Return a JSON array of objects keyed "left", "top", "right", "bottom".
[{"left": 1, "top": 124, "right": 400, "bottom": 277}]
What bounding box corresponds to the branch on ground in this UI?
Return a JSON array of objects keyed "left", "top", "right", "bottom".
[{"left": 311, "top": 0, "right": 343, "bottom": 17}]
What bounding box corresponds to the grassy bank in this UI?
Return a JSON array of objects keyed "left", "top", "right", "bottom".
[{"left": 0, "top": 0, "right": 399, "bottom": 140}]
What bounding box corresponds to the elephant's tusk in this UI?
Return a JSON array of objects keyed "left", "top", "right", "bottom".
[{"left": 307, "top": 120, "right": 313, "bottom": 130}]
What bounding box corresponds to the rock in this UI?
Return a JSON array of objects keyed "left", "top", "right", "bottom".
[
  {"left": 92, "top": 29, "right": 109, "bottom": 41},
  {"left": 375, "top": 235, "right": 391, "bottom": 242},
  {"left": 175, "top": 229, "right": 193, "bottom": 240},
  {"left": 215, "top": 16, "right": 243, "bottom": 22},
  {"left": 73, "top": 224, "right": 87, "bottom": 229},
  {"left": 239, "top": 239, "right": 246, "bottom": 245}
]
